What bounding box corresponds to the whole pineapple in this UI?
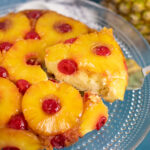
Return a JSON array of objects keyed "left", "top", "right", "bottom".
[{"left": 101, "top": 0, "right": 150, "bottom": 43}]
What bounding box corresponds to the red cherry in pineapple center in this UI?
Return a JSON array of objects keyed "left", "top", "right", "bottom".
[
  {"left": 0, "top": 21, "right": 6, "bottom": 30},
  {"left": 64, "top": 37, "right": 77, "bottom": 44},
  {"left": 0, "top": 67, "right": 8, "bottom": 78},
  {"left": 94, "top": 46, "right": 111, "bottom": 56},
  {"left": 96, "top": 116, "right": 107, "bottom": 130},
  {"left": 0, "top": 42, "right": 13, "bottom": 52},
  {"left": 26, "top": 10, "right": 42, "bottom": 19},
  {"left": 2, "top": 147, "right": 20, "bottom": 150},
  {"left": 58, "top": 59, "right": 78, "bottom": 75},
  {"left": 42, "top": 99, "right": 61, "bottom": 114},
  {"left": 54, "top": 23, "right": 72, "bottom": 33},
  {"left": 16, "top": 79, "right": 31, "bottom": 95},
  {"left": 8, "top": 114, "right": 28, "bottom": 130},
  {"left": 24, "top": 31, "right": 40, "bottom": 40},
  {"left": 51, "top": 134, "right": 65, "bottom": 149},
  {"left": 26, "top": 58, "right": 41, "bottom": 66}
]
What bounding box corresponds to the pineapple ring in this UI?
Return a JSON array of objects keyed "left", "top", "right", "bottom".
[
  {"left": 22, "top": 80, "right": 83, "bottom": 136},
  {"left": 36, "top": 11, "right": 91, "bottom": 46},
  {"left": 45, "top": 28, "right": 128, "bottom": 102},
  {"left": 2, "top": 40, "right": 48, "bottom": 84},
  {"left": 0, "top": 128, "right": 42, "bottom": 150},
  {"left": 79, "top": 92, "right": 108, "bottom": 137},
  {"left": 0, "top": 78, "right": 21, "bottom": 127},
  {"left": 0, "top": 12, "right": 30, "bottom": 42}
]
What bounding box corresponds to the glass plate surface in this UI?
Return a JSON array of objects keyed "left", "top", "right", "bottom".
[{"left": 0, "top": 0, "right": 150, "bottom": 150}]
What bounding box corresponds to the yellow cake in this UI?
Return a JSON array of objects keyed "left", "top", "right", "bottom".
[{"left": 45, "top": 28, "right": 128, "bottom": 102}]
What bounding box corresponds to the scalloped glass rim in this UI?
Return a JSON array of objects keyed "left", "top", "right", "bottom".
[{"left": 0, "top": 0, "right": 150, "bottom": 150}]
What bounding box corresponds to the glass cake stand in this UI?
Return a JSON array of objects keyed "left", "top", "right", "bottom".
[{"left": 0, "top": 0, "right": 150, "bottom": 149}]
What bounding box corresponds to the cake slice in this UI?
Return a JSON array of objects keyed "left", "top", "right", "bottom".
[{"left": 45, "top": 28, "right": 128, "bottom": 102}]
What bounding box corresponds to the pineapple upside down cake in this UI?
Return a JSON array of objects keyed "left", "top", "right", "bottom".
[{"left": 0, "top": 9, "right": 128, "bottom": 150}]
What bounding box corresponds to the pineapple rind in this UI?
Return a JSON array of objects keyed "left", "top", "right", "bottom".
[{"left": 101, "top": 0, "right": 150, "bottom": 43}]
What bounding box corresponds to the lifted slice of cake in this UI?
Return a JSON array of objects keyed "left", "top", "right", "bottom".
[{"left": 45, "top": 28, "right": 128, "bottom": 102}]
